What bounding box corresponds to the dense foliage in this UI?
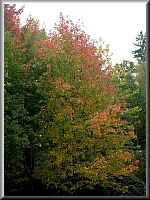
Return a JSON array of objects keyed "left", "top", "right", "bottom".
[{"left": 4, "top": 4, "right": 146, "bottom": 196}]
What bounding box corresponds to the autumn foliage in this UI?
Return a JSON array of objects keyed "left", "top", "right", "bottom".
[{"left": 4, "top": 4, "right": 142, "bottom": 195}]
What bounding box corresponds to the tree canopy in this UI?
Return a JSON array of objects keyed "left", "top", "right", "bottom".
[{"left": 4, "top": 4, "right": 145, "bottom": 196}]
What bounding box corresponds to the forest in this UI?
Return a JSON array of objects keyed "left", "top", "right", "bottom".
[{"left": 4, "top": 4, "right": 146, "bottom": 196}]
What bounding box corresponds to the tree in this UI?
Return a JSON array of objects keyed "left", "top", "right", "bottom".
[
  {"left": 132, "top": 31, "right": 146, "bottom": 64},
  {"left": 4, "top": 4, "right": 47, "bottom": 185},
  {"left": 33, "top": 13, "right": 139, "bottom": 194},
  {"left": 132, "top": 31, "right": 146, "bottom": 182},
  {"left": 132, "top": 31, "right": 146, "bottom": 150},
  {"left": 111, "top": 31, "right": 147, "bottom": 186}
]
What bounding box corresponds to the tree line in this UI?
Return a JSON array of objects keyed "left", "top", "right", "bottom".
[{"left": 4, "top": 4, "right": 146, "bottom": 196}]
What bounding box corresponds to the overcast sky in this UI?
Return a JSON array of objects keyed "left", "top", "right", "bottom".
[{"left": 12, "top": 2, "right": 146, "bottom": 65}]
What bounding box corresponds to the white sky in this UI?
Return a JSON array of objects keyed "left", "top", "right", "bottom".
[{"left": 10, "top": 2, "right": 146, "bottom": 65}]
